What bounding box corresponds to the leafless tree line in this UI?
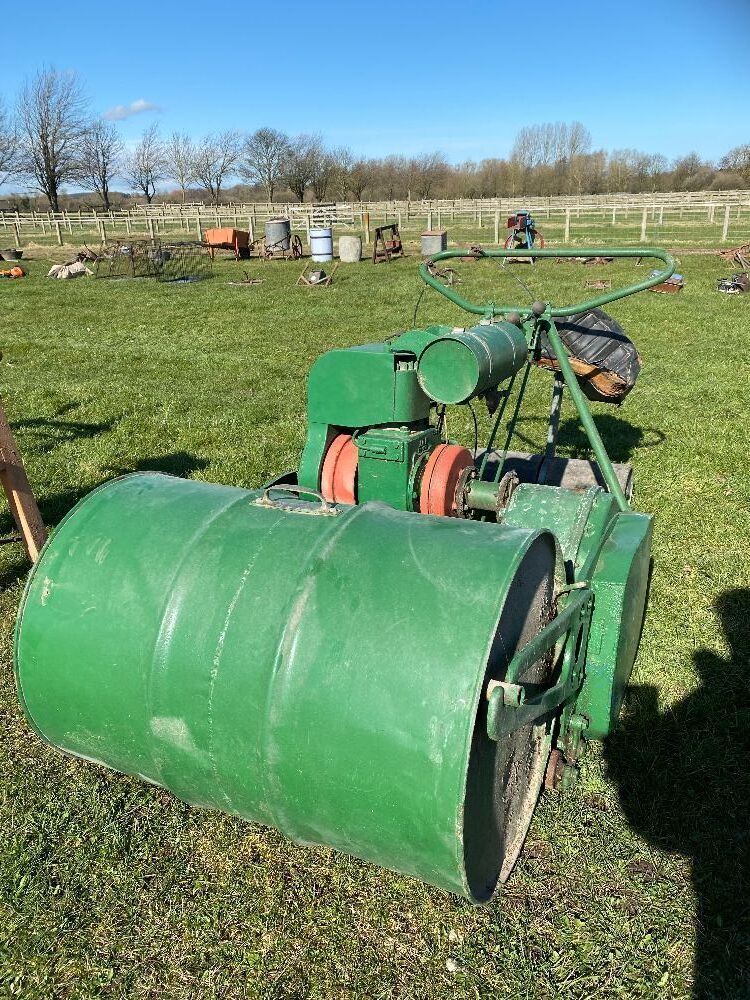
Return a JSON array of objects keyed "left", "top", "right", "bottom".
[{"left": 1, "top": 68, "right": 748, "bottom": 212}]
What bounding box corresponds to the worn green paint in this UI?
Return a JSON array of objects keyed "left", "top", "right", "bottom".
[
  {"left": 579, "top": 512, "right": 653, "bottom": 739},
  {"left": 356, "top": 425, "right": 440, "bottom": 510},
  {"left": 501, "top": 483, "right": 652, "bottom": 738},
  {"left": 486, "top": 587, "right": 593, "bottom": 741},
  {"left": 300, "top": 322, "right": 530, "bottom": 503},
  {"left": 15, "top": 472, "right": 556, "bottom": 902},
  {"left": 306, "top": 341, "right": 432, "bottom": 428},
  {"left": 466, "top": 478, "right": 499, "bottom": 513}
]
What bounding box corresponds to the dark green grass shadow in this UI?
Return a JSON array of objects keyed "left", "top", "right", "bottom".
[
  {"left": 0, "top": 451, "right": 209, "bottom": 591},
  {"left": 556, "top": 413, "right": 666, "bottom": 464},
  {"left": 605, "top": 588, "right": 750, "bottom": 999}
]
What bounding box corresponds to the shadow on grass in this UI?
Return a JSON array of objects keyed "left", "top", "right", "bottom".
[
  {"left": 605, "top": 588, "right": 750, "bottom": 999},
  {"left": 556, "top": 413, "right": 666, "bottom": 463},
  {"left": 11, "top": 402, "right": 119, "bottom": 449},
  {"left": 500, "top": 412, "right": 665, "bottom": 464},
  {"left": 35, "top": 450, "right": 209, "bottom": 526},
  {"left": 0, "top": 451, "right": 208, "bottom": 591}
]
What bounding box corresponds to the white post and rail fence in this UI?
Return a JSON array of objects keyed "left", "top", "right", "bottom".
[{"left": 1, "top": 190, "right": 748, "bottom": 249}]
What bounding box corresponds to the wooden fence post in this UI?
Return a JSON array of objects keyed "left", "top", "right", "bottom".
[
  {"left": 427, "top": 209, "right": 433, "bottom": 231},
  {"left": 363, "top": 212, "right": 371, "bottom": 245},
  {"left": 494, "top": 211, "right": 500, "bottom": 245},
  {"left": 722, "top": 203, "right": 731, "bottom": 242},
  {"left": 54, "top": 222, "right": 62, "bottom": 246},
  {"left": 640, "top": 207, "right": 648, "bottom": 243},
  {"left": 564, "top": 208, "right": 571, "bottom": 243},
  {"left": 13, "top": 222, "right": 21, "bottom": 247}
]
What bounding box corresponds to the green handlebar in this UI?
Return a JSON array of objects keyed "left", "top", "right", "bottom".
[{"left": 419, "top": 247, "right": 676, "bottom": 317}]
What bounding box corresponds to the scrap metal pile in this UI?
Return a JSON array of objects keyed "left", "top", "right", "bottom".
[
  {"left": 14, "top": 246, "right": 676, "bottom": 902},
  {"left": 717, "top": 272, "right": 749, "bottom": 294}
]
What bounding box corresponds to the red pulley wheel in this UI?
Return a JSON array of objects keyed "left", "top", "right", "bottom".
[
  {"left": 320, "top": 434, "right": 358, "bottom": 505},
  {"left": 419, "top": 444, "right": 474, "bottom": 517}
]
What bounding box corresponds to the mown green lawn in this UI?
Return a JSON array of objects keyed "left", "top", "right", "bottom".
[{"left": 1, "top": 248, "right": 748, "bottom": 999}]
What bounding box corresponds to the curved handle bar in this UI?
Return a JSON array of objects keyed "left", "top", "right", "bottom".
[{"left": 418, "top": 247, "right": 676, "bottom": 318}]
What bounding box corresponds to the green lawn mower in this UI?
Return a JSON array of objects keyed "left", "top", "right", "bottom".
[{"left": 14, "top": 247, "right": 675, "bottom": 904}]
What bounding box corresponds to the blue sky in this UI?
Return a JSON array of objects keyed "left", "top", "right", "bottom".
[{"left": 4, "top": 0, "right": 749, "bottom": 164}]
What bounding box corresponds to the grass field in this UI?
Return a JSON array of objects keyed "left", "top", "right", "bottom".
[{"left": 1, "top": 247, "right": 748, "bottom": 999}]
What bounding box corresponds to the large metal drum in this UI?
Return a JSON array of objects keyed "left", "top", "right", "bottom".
[
  {"left": 264, "top": 217, "right": 291, "bottom": 251},
  {"left": 15, "top": 473, "right": 558, "bottom": 901},
  {"left": 309, "top": 227, "right": 333, "bottom": 262}
]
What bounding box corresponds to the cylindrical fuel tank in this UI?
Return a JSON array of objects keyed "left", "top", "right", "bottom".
[
  {"left": 264, "top": 217, "right": 291, "bottom": 250},
  {"left": 417, "top": 322, "right": 528, "bottom": 404},
  {"left": 15, "top": 473, "right": 558, "bottom": 902}
]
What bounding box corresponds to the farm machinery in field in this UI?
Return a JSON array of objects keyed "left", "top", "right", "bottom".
[
  {"left": 14, "top": 247, "right": 675, "bottom": 903},
  {"left": 505, "top": 209, "right": 544, "bottom": 252}
]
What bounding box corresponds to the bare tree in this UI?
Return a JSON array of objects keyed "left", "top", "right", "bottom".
[
  {"left": 720, "top": 144, "right": 750, "bottom": 184},
  {"left": 240, "top": 127, "right": 289, "bottom": 202},
  {"left": 409, "top": 152, "right": 447, "bottom": 199},
  {"left": 125, "top": 124, "right": 165, "bottom": 203},
  {"left": 329, "top": 146, "right": 353, "bottom": 200},
  {"left": 348, "top": 158, "right": 372, "bottom": 201},
  {"left": 284, "top": 135, "right": 319, "bottom": 202},
  {"left": 79, "top": 119, "right": 123, "bottom": 211},
  {"left": 0, "top": 98, "right": 19, "bottom": 187},
  {"left": 192, "top": 131, "right": 241, "bottom": 205},
  {"left": 309, "top": 141, "right": 336, "bottom": 201},
  {"left": 16, "top": 67, "right": 89, "bottom": 211},
  {"left": 165, "top": 132, "right": 195, "bottom": 203}
]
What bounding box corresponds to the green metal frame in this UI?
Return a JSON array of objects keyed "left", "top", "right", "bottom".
[
  {"left": 414, "top": 246, "right": 666, "bottom": 751},
  {"left": 418, "top": 247, "right": 676, "bottom": 318},
  {"left": 486, "top": 586, "right": 593, "bottom": 742},
  {"left": 418, "top": 247, "right": 676, "bottom": 510}
]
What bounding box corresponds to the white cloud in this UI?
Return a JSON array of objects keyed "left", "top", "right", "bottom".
[{"left": 103, "top": 98, "right": 161, "bottom": 121}]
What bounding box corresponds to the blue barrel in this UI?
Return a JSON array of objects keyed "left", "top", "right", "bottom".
[
  {"left": 265, "top": 218, "right": 291, "bottom": 251},
  {"left": 310, "top": 227, "right": 333, "bottom": 262}
]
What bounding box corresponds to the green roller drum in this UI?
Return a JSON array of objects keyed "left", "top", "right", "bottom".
[{"left": 15, "top": 472, "right": 560, "bottom": 902}]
